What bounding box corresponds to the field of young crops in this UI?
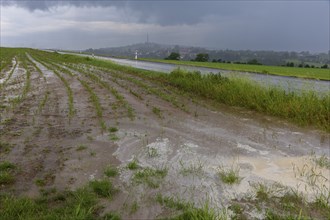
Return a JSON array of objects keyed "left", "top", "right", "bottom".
[{"left": 0, "top": 48, "right": 329, "bottom": 219}]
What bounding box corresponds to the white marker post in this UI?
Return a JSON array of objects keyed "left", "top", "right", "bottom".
[{"left": 135, "top": 50, "right": 138, "bottom": 60}]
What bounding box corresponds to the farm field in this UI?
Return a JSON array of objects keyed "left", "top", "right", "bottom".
[
  {"left": 140, "top": 58, "right": 330, "bottom": 80},
  {"left": 0, "top": 48, "right": 329, "bottom": 219}
]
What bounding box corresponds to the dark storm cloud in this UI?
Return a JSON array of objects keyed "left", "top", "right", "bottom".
[
  {"left": 1, "top": 0, "right": 329, "bottom": 52},
  {"left": 2, "top": 0, "right": 240, "bottom": 25}
]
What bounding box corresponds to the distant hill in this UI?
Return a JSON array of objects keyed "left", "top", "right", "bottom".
[{"left": 84, "top": 43, "right": 330, "bottom": 66}]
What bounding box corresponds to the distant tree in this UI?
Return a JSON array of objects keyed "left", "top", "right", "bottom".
[
  {"left": 321, "top": 64, "right": 328, "bottom": 69},
  {"left": 194, "top": 53, "right": 209, "bottom": 62},
  {"left": 212, "top": 59, "right": 217, "bottom": 63},
  {"left": 286, "top": 62, "right": 294, "bottom": 67},
  {"left": 304, "top": 64, "right": 310, "bottom": 68},
  {"left": 298, "top": 64, "right": 303, "bottom": 68},
  {"left": 165, "top": 52, "right": 180, "bottom": 60},
  {"left": 247, "top": 59, "right": 262, "bottom": 65}
]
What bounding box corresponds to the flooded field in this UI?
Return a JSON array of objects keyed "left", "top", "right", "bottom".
[{"left": 0, "top": 50, "right": 329, "bottom": 219}]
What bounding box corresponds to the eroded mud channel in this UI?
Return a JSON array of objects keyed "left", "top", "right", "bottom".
[{"left": 0, "top": 53, "right": 329, "bottom": 219}]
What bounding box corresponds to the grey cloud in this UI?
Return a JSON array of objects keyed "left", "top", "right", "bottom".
[{"left": 2, "top": 0, "right": 242, "bottom": 25}]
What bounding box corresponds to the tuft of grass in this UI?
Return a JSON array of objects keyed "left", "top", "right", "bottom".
[
  {"left": 76, "top": 144, "right": 87, "bottom": 151},
  {"left": 129, "top": 201, "right": 139, "bottom": 214},
  {"left": 218, "top": 165, "right": 241, "bottom": 185},
  {"left": 0, "top": 141, "right": 13, "bottom": 154},
  {"left": 0, "top": 161, "right": 16, "bottom": 171},
  {"left": 314, "top": 154, "right": 330, "bottom": 169},
  {"left": 0, "top": 172, "right": 14, "bottom": 185},
  {"left": 104, "top": 165, "right": 118, "bottom": 177},
  {"left": 0, "top": 161, "right": 16, "bottom": 185},
  {"left": 108, "top": 127, "right": 118, "bottom": 133},
  {"left": 127, "top": 160, "right": 139, "bottom": 170},
  {"left": 89, "top": 179, "right": 117, "bottom": 199},
  {"left": 152, "top": 106, "right": 162, "bottom": 118},
  {"left": 156, "top": 194, "right": 218, "bottom": 220},
  {"left": 133, "top": 167, "right": 168, "bottom": 188},
  {"left": 35, "top": 178, "right": 46, "bottom": 187},
  {"left": 109, "top": 134, "right": 119, "bottom": 141},
  {"left": 179, "top": 159, "right": 204, "bottom": 177},
  {"left": 103, "top": 212, "right": 121, "bottom": 220}
]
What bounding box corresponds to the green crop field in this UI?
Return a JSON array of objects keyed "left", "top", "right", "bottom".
[{"left": 140, "top": 58, "right": 330, "bottom": 80}]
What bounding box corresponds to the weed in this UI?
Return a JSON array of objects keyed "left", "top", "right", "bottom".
[
  {"left": 152, "top": 106, "right": 162, "bottom": 118},
  {"left": 218, "top": 165, "right": 241, "bottom": 184},
  {"left": 108, "top": 127, "right": 118, "bottom": 133},
  {"left": 76, "top": 144, "right": 87, "bottom": 151},
  {"left": 0, "top": 161, "right": 16, "bottom": 185},
  {"left": 90, "top": 151, "right": 96, "bottom": 157},
  {"left": 133, "top": 167, "right": 168, "bottom": 188},
  {"left": 156, "top": 194, "right": 218, "bottom": 220},
  {"left": 103, "top": 212, "right": 121, "bottom": 220},
  {"left": 179, "top": 159, "right": 204, "bottom": 177},
  {"left": 314, "top": 154, "right": 330, "bottom": 169},
  {"left": 35, "top": 178, "right": 46, "bottom": 187},
  {"left": 104, "top": 165, "right": 118, "bottom": 177},
  {"left": 147, "top": 147, "right": 159, "bottom": 158},
  {"left": 109, "top": 134, "right": 119, "bottom": 141},
  {"left": 89, "top": 179, "right": 117, "bottom": 199},
  {"left": 0, "top": 161, "right": 16, "bottom": 171},
  {"left": 129, "top": 201, "right": 139, "bottom": 214},
  {"left": 86, "top": 135, "right": 94, "bottom": 141},
  {"left": 127, "top": 160, "right": 139, "bottom": 170},
  {"left": 0, "top": 140, "right": 14, "bottom": 153}
]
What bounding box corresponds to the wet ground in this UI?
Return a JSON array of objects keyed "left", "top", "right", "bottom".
[{"left": 0, "top": 53, "right": 329, "bottom": 219}]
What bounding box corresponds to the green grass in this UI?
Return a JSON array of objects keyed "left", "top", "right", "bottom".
[
  {"left": 156, "top": 194, "right": 219, "bottom": 220},
  {"left": 108, "top": 127, "right": 118, "bottom": 133},
  {"left": 218, "top": 165, "right": 241, "bottom": 184},
  {"left": 133, "top": 167, "right": 168, "bottom": 188},
  {"left": 140, "top": 58, "right": 330, "bottom": 80},
  {"left": 89, "top": 179, "right": 117, "bottom": 199},
  {"left": 0, "top": 187, "right": 101, "bottom": 219},
  {"left": 152, "top": 106, "right": 162, "bottom": 118},
  {"left": 314, "top": 154, "right": 330, "bottom": 169},
  {"left": 76, "top": 144, "right": 88, "bottom": 151},
  {"left": 0, "top": 141, "right": 14, "bottom": 154},
  {"left": 104, "top": 165, "right": 118, "bottom": 177},
  {"left": 127, "top": 160, "right": 139, "bottom": 170},
  {"left": 0, "top": 161, "right": 16, "bottom": 185}
]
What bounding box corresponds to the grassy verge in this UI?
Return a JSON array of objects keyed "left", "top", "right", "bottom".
[
  {"left": 0, "top": 183, "right": 120, "bottom": 219},
  {"left": 140, "top": 58, "right": 330, "bottom": 80}
]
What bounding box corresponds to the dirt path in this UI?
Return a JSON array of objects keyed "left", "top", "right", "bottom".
[{"left": 1, "top": 53, "right": 329, "bottom": 219}]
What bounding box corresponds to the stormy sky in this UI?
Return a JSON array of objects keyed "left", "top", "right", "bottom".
[{"left": 1, "top": 0, "right": 329, "bottom": 52}]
